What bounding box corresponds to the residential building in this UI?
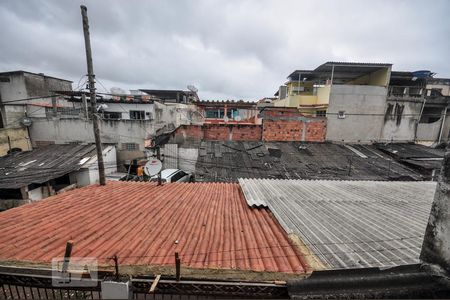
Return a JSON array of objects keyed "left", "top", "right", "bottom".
[
  {"left": 193, "top": 100, "right": 261, "bottom": 124},
  {"left": 383, "top": 71, "right": 450, "bottom": 143},
  {"left": 272, "top": 62, "right": 450, "bottom": 144},
  {"left": 139, "top": 89, "right": 199, "bottom": 103},
  {"left": 26, "top": 90, "right": 199, "bottom": 165},
  {"left": 0, "top": 71, "right": 72, "bottom": 128},
  {"left": 0, "top": 144, "right": 116, "bottom": 210},
  {"left": 273, "top": 62, "right": 391, "bottom": 120}
]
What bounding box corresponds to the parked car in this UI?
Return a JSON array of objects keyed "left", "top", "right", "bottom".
[{"left": 152, "top": 169, "right": 194, "bottom": 183}]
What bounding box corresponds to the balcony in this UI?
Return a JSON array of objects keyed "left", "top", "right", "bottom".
[{"left": 387, "top": 86, "right": 424, "bottom": 101}]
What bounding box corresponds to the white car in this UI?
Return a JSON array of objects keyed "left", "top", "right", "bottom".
[{"left": 153, "top": 169, "right": 193, "bottom": 183}]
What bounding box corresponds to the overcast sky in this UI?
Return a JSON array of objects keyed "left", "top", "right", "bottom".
[{"left": 1, "top": 0, "right": 449, "bottom": 100}]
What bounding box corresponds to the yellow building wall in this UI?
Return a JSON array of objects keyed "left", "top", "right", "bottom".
[
  {"left": 316, "top": 85, "right": 331, "bottom": 105},
  {"left": 287, "top": 81, "right": 314, "bottom": 95},
  {"left": 273, "top": 98, "right": 289, "bottom": 107},
  {"left": 348, "top": 68, "right": 390, "bottom": 86},
  {"left": 0, "top": 127, "right": 31, "bottom": 156}
]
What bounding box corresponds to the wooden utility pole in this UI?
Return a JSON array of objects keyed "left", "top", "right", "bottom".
[{"left": 81, "top": 5, "right": 106, "bottom": 185}]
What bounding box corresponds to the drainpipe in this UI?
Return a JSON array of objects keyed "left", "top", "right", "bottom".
[
  {"left": 420, "top": 143, "right": 450, "bottom": 273},
  {"left": 438, "top": 106, "right": 448, "bottom": 144}
]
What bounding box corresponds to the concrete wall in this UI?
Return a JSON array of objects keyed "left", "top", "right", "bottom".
[
  {"left": 101, "top": 103, "right": 154, "bottom": 120},
  {"left": 178, "top": 148, "right": 198, "bottom": 173},
  {"left": 417, "top": 118, "right": 443, "bottom": 142},
  {"left": 29, "top": 117, "right": 155, "bottom": 147},
  {"left": 29, "top": 117, "right": 154, "bottom": 164},
  {"left": 0, "top": 72, "right": 72, "bottom": 127},
  {"left": 154, "top": 102, "right": 201, "bottom": 127},
  {"left": 68, "top": 146, "right": 117, "bottom": 186},
  {"left": 381, "top": 101, "right": 422, "bottom": 142},
  {"left": 0, "top": 127, "right": 31, "bottom": 156},
  {"left": 326, "top": 85, "right": 388, "bottom": 143},
  {"left": 347, "top": 68, "right": 390, "bottom": 87}
]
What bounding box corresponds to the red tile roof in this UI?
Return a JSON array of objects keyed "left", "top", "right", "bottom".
[{"left": 0, "top": 182, "right": 310, "bottom": 275}]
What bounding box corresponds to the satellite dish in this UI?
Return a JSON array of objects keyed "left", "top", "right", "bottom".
[
  {"left": 144, "top": 159, "right": 162, "bottom": 176},
  {"left": 187, "top": 85, "right": 198, "bottom": 93},
  {"left": 21, "top": 117, "right": 32, "bottom": 127},
  {"left": 97, "top": 104, "right": 108, "bottom": 112}
]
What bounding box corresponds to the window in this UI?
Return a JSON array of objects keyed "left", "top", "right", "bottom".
[
  {"left": 205, "top": 109, "right": 238, "bottom": 119},
  {"left": 338, "top": 111, "right": 346, "bottom": 119},
  {"left": 170, "top": 171, "right": 186, "bottom": 182},
  {"left": 103, "top": 111, "right": 122, "bottom": 119},
  {"left": 122, "top": 143, "right": 139, "bottom": 151},
  {"left": 45, "top": 107, "right": 81, "bottom": 116},
  {"left": 316, "top": 110, "right": 326, "bottom": 117},
  {"left": 205, "top": 109, "right": 221, "bottom": 118},
  {"left": 130, "top": 110, "right": 145, "bottom": 120}
]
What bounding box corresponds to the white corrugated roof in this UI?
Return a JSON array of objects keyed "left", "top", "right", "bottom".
[{"left": 238, "top": 178, "right": 437, "bottom": 269}]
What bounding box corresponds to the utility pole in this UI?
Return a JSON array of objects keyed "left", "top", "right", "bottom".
[{"left": 81, "top": 5, "right": 105, "bottom": 185}]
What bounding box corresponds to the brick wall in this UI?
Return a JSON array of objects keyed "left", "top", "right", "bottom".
[
  {"left": 259, "top": 107, "right": 304, "bottom": 118},
  {"left": 262, "top": 120, "right": 303, "bottom": 141},
  {"left": 230, "top": 125, "right": 262, "bottom": 141},
  {"left": 173, "top": 124, "right": 261, "bottom": 142},
  {"left": 305, "top": 119, "right": 327, "bottom": 142},
  {"left": 172, "top": 114, "right": 326, "bottom": 143},
  {"left": 204, "top": 125, "right": 230, "bottom": 140},
  {"left": 173, "top": 125, "right": 204, "bottom": 142},
  {"left": 262, "top": 119, "right": 327, "bottom": 142}
]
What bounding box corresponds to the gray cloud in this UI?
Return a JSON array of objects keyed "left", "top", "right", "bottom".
[{"left": 0, "top": 0, "right": 449, "bottom": 100}]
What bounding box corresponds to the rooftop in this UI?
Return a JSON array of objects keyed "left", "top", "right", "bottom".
[
  {"left": 376, "top": 143, "right": 445, "bottom": 175},
  {"left": 0, "top": 71, "right": 72, "bottom": 83},
  {"left": 54, "top": 90, "right": 155, "bottom": 104},
  {"left": 0, "top": 181, "right": 311, "bottom": 280},
  {"left": 0, "top": 144, "right": 97, "bottom": 189},
  {"left": 139, "top": 89, "right": 198, "bottom": 102},
  {"left": 189, "top": 141, "right": 423, "bottom": 182},
  {"left": 193, "top": 100, "right": 257, "bottom": 108},
  {"left": 288, "top": 62, "right": 392, "bottom": 83},
  {"left": 239, "top": 178, "right": 437, "bottom": 269}
]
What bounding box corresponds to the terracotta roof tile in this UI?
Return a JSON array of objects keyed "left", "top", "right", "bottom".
[{"left": 0, "top": 182, "right": 310, "bottom": 275}]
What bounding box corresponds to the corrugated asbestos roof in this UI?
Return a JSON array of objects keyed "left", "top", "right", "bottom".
[
  {"left": 239, "top": 178, "right": 436, "bottom": 269},
  {"left": 193, "top": 141, "right": 422, "bottom": 182},
  {"left": 0, "top": 181, "right": 310, "bottom": 276},
  {"left": 0, "top": 144, "right": 96, "bottom": 189}
]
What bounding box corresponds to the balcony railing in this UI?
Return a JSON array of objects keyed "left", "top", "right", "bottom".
[{"left": 388, "top": 86, "right": 424, "bottom": 99}]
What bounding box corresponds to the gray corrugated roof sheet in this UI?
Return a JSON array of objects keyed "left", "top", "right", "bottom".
[
  {"left": 0, "top": 144, "right": 96, "bottom": 189},
  {"left": 193, "top": 141, "right": 423, "bottom": 182},
  {"left": 239, "top": 178, "right": 437, "bottom": 269}
]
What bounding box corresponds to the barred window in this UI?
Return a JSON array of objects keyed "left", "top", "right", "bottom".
[
  {"left": 130, "top": 110, "right": 145, "bottom": 120},
  {"left": 45, "top": 107, "right": 81, "bottom": 116},
  {"left": 122, "top": 143, "right": 139, "bottom": 151},
  {"left": 316, "top": 110, "right": 326, "bottom": 117}
]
